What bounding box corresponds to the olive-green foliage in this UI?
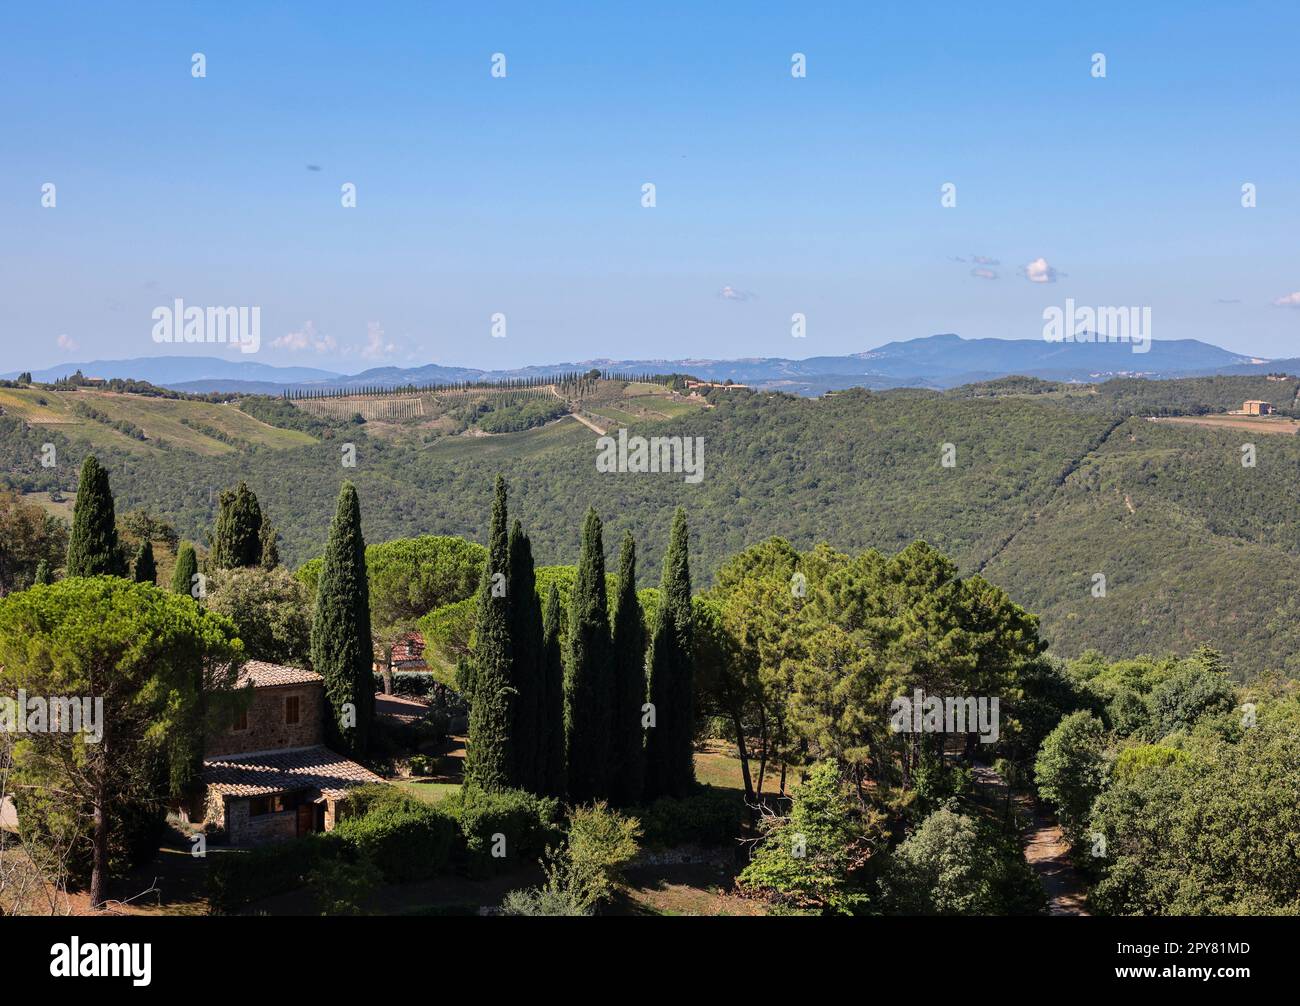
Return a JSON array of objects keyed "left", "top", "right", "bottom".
[
  {"left": 1033, "top": 710, "right": 1107, "bottom": 845},
  {"left": 564, "top": 507, "right": 614, "bottom": 803},
  {"left": 206, "top": 566, "right": 312, "bottom": 666},
  {"left": 65, "top": 455, "right": 125, "bottom": 577},
  {"left": 131, "top": 539, "right": 156, "bottom": 584},
  {"left": 310, "top": 482, "right": 374, "bottom": 756},
  {"left": 330, "top": 787, "right": 457, "bottom": 882},
  {"left": 0, "top": 490, "right": 67, "bottom": 593},
  {"left": 1088, "top": 699, "right": 1300, "bottom": 915},
  {"left": 507, "top": 521, "right": 545, "bottom": 791},
  {"left": 637, "top": 787, "right": 746, "bottom": 848},
  {"left": 738, "top": 760, "right": 875, "bottom": 915},
  {"left": 644, "top": 508, "right": 695, "bottom": 799},
  {"left": 881, "top": 804, "right": 1045, "bottom": 915},
  {"left": 0, "top": 577, "right": 243, "bottom": 894},
  {"left": 171, "top": 541, "right": 198, "bottom": 597},
  {"left": 439, "top": 784, "right": 562, "bottom": 877},
  {"left": 465, "top": 476, "right": 514, "bottom": 790},
  {"left": 211, "top": 481, "right": 264, "bottom": 570},
  {"left": 609, "top": 532, "right": 646, "bottom": 805},
  {"left": 17, "top": 379, "right": 1300, "bottom": 677},
  {"left": 539, "top": 583, "right": 567, "bottom": 797}
]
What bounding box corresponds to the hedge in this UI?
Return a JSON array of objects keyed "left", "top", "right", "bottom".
[
  {"left": 439, "top": 785, "right": 563, "bottom": 877},
  {"left": 638, "top": 786, "right": 747, "bottom": 848}
]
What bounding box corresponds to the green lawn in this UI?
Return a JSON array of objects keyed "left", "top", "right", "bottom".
[{"left": 393, "top": 779, "right": 462, "bottom": 803}]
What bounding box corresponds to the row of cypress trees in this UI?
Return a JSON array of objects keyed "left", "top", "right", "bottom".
[{"left": 466, "top": 475, "right": 696, "bottom": 805}]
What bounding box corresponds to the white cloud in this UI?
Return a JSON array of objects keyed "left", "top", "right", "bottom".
[
  {"left": 272, "top": 321, "right": 337, "bottom": 353},
  {"left": 360, "top": 321, "right": 395, "bottom": 359},
  {"left": 718, "top": 285, "right": 756, "bottom": 302},
  {"left": 970, "top": 267, "right": 998, "bottom": 280},
  {"left": 56, "top": 333, "right": 78, "bottom": 352},
  {"left": 1021, "top": 257, "right": 1059, "bottom": 284},
  {"left": 1272, "top": 291, "right": 1300, "bottom": 308}
]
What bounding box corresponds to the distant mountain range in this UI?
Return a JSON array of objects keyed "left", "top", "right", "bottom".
[{"left": 7, "top": 334, "right": 1283, "bottom": 396}]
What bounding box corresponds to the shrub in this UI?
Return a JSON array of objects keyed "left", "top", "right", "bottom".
[
  {"left": 208, "top": 786, "right": 457, "bottom": 912},
  {"left": 881, "top": 804, "right": 1044, "bottom": 916},
  {"left": 737, "top": 760, "right": 874, "bottom": 915},
  {"left": 500, "top": 884, "right": 592, "bottom": 916},
  {"left": 638, "top": 786, "right": 746, "bottom": 848},
  {"left": 440, "top": 785, "right": 562, "bottom": 876},
  {"left": 563, "top": 802, "right": 642, "bottom": 907},
  {"left": 307, "top": 855, "right": 382, "bottom": 915},
  {"left": 208, "top": 833, "right": 343, "bottom": 914},
  {"left": 331, "top": 788, "right": 456, "bottom": 881}
]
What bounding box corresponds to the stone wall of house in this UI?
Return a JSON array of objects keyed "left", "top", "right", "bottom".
[
  {"left": 224, "top": 797, "right": 301, "bottom": 845},
  {"left": 206, "top": 683, "right": 324, "bottom": 757}
]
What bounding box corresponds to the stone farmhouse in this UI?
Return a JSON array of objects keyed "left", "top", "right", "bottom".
[{"left": 184, "top": 661, "right": 382, "bottom": 845}]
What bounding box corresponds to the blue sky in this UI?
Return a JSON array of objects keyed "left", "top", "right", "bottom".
[{"left": 2, "top": 1, "right": 1297, "bottom": 373}]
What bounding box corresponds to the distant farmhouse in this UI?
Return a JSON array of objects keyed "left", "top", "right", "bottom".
[
  {"left": 684, "top": 380, "right": 748, "bottom": 391},
  {"left": 182, "top": 661, "right": 382, "bottom": 845},
  {"left": 1230, "top": 400, "right": 1275, "bottom": 416}
]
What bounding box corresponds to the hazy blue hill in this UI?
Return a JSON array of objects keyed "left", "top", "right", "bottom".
[{"left": 12, "top": 334, "right": 1272, "bottom": 396}]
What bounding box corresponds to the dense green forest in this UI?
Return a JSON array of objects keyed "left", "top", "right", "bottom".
[{"left": 4, "top": 373, "right": 1299, "bottom": 676}]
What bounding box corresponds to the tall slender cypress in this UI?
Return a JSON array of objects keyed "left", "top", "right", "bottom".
[
  {"left": 132, "top": 539, "right": 157, "bottom": 584},
  {"left": 172, "top": 542, "right": 198, "bottom": 597},
  {"left": 212, "top": 482, "right": 264, "bottom": 569},
  {"left": 540, "top": 582, "right": 567, "bottom": 797},
  {"left": 564, "top": 507, "right": 613, "bottom": 803},
  {"left": 260, "top": 521, "right": 280, "bottom": 569},
  {"left": 33, "top": 560, "right": 52, "bottom": 586},
  {"left": 507, "top": 521, "right": 544, "bottom": 792},
  {"left": 466, "top": 476, "right": 514, "bottom": 790},
  {"left": 310, "top": 482, "right": 374, "bottom": 756},
  {"left": 644, "top": 507, "right": 696, "bottom": 799},
  {"left": 65, "top": 455, "right": 125, "bottom": 577},
  {"left": 610, "top": 532, "right": 646, "bottom": 805}
]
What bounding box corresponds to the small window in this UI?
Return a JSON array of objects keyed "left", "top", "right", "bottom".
[
  {"left": 285, "top": 695, "right": 300, "bottom": 725},
  {"left": 249, "top": 795, "right": 288, "bottom": 817},
  {"left": 233, "top": 708, "right": 248, "bottom": 731}
]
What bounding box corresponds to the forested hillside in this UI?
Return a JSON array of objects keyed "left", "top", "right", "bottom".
[{"left": 3, "top": 374, "right": 1299, "bottom": 676}]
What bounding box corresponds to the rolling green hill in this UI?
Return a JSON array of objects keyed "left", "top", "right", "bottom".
[{"left": 2, "top": 374, "right": 1297, "bottom": 677}]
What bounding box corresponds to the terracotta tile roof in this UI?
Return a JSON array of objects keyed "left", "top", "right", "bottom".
[
  {"left": 234, "top": 661, "right": 323, "bottom": 689},
  {"left": 202, "top": 745, "right": 384, "bottom": 801},
  {"left": 375, "top": 693, "right": 429, "bottom": 727}
]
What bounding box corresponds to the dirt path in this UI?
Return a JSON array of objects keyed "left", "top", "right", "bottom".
[
  {"left": 568, "top": 411, "right": 607, "bottom": 435},
  {"left": 1022, "top": 808, "right": 1090, "bottom": 916},
  {"left": 972, "top": 765, "right": 1089, "bottom": 916}
]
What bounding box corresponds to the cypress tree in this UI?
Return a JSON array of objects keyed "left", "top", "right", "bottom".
[
  {"left": 466, "top": 475, "right": 514, "bottom": 790},
  {"left": 172, "top": 542, "right": 198, "bottom": 597},
  {"left": 540, "top": 582, "right": 567, "bottom": 797},
  {"left": 644, "top": 507, "right": 696, "bottom": 799},
  {"left": 507, "top": 520, "right": 545, "bottom": 791},
  {"left": 609, "top": 532, "right": 646, "bottom": 805},
  {"left": 132, "top": 539, "right": 157, "bottom": 584},
  {"left": 33, "top": 560, "right": 52, "bottom": 586},
  {"left": 310, "top": 482, "right": 374, "bottom": 757},
  {"left": 65, "top": 455, "right": 125, "bottom": 577},
  {"left": 212, "top": 482, "right": 264, "bottom": 569},
  {"left": 260, "top": 521, "right": 280, "bottom": 569},
  {"left": 564, "top": 507, "right": 614, "bottom": 803}
]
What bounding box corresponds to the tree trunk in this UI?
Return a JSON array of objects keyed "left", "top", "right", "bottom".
[
  {"left": 729, "top": 706, "right": 754, "bottom": 806},
  {"left": 90, "top": 775, "right": 108, "bottom": 909}
]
